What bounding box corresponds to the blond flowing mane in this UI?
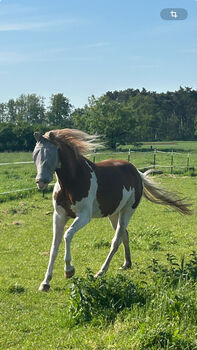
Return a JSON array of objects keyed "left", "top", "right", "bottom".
[{"left": 44, "top": 128, "right": 100, "bottom": 155}]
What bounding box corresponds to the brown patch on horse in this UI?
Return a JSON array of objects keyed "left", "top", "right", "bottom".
[
  {"left": 54, "top": 190, "right": 76, "bottom": 218},
  {"left": 94, "top": 159, "right": 143, "bottom": 217},
  {"left": 52, "top": 142, "right": 93, "bottom": 213}
]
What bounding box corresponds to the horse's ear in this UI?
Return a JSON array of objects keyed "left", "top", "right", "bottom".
[
  {"left": 34, "top": 132, "right": 42, "bottom": 142},
  {"left": 48, "top": 131, "right": 55, "bottom": 142}
]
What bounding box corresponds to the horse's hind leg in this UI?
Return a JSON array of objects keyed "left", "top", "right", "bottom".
[
  {"left": 109, "top": 214, "right": 132, "bottom": 269},
  {"left": 108, "top": 214, "right": 131, "bottom": 269},
  {"left": 95, "top": 207, "right": 135, "bottom": 278},
  {"left": 121, "top": 229, "right": 132, "bottom": 269}
]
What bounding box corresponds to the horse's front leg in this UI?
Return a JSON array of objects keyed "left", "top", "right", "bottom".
[
  {"left": 39, "top": 209, "right": 67, "bottom": 291},
  {"left": 64, "top": 212, "right": 90, "bottom": 278}
]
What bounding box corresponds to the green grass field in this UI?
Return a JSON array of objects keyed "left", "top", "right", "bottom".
[
  {"left": 0, "top": 176, "right": 197, "bottom": 349},
  {"left": 0, "top": 145, "right": 197, "bottom": 349}
]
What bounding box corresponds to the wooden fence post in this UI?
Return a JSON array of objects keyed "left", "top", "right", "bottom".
[
  {"left": 187, "top": 153, "right": 190, "bottom": 172},
  {"left": 93, "top": 150, "right": 96, "bottom": 163},
  {"left": 128, "top": 148, "right": 131, "bottom": 162},
  {"left": 153, "top": 149, "right": 156, "bottom": 169},
  {"left": 171, "top": 150, "right": 174, "bottom": 174}
]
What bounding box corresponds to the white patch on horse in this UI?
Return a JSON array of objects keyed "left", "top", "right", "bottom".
[
  {"left": 83, "top": 161, "right": 102, "bottom": 218},
  {"left": 53, "top": 180, "right": 60, "bottom": 198},
  {"left": 71, "top": 168, "right": 99, "bottom": 217},
  {"left": 112, "top": 186, "right": 135, "bottom": 216}
]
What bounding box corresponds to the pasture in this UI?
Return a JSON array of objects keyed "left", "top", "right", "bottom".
[
  {"left": 0, "top": 145, "right": 197, "bottom": 349},
  {"left": 119, "top": 140, "right": 197, "bottom": 153}
]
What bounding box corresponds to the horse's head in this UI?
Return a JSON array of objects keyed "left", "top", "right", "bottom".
[{"left": 33, "top": 132, "right": 59, "bottom": 190}]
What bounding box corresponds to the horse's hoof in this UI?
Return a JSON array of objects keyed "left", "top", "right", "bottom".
[
  {"left": 64, "top": 267, "right": 75, "bottom": 278},
  {"left": 38, "top": 283, "right": 50, "bottom": 292},
  {"left": 119, "top": 263, "right": 132, "bottom": 270},
  {"left": 94, "top": 271, "right": 103, "bottom": 278}
]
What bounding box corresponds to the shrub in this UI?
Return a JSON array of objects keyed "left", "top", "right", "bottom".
[{"left": 67, "top": 271, "right": 148, "bottom": 324}]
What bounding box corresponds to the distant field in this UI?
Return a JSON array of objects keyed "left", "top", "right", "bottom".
[
  {"left": 0, "top": 152, "right": 33, "bottom": 163},
  {"left": 119, "top": 140, "right": 197, "bottom": 153}
]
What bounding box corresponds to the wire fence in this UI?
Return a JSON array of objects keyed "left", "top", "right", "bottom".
[
  {"left": 93, "top": 149, "right": 197, "bottom": 173},
  {"left": 0, "top": 161, "right": 34, "bottom": 166},
  {"left": 0, "top": 149, "right": 196, "bottom": 199}
]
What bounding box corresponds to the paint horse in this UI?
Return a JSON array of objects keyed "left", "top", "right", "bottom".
[{"left": 33, "top": 129, "right": 192, "bottom": 291}]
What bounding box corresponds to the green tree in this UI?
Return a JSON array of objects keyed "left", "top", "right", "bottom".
[
  {"left": 0, "top": 123, "right": 16, "bottom": 151},
  {"left": 0, "top": 103, "right": 6, "bottom": 123},
  {"left": 47, "top": 93, "right": 72, "bottom": 127},
  {"left": 14, "top": 94, "right": 46, "bottom": 124},
  {"left": 0, "top": 87, "right": 197, "bottom": 152},
  {"left": 130, "top": 94, "right": 162, "bottom": 141},
  {"left": 172, "top": 87, "right": 197, "bottom": 140},
  {"left": 6, "top": 99, "right": 17, "bottom": 123},
  {"left": 73, "top": 95, "right": 137, "bottom": 149},
  {"left": 72, "top": 107, "right": 90, "bottom": 132}
]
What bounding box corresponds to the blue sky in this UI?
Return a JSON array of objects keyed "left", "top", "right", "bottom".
[{"left": 0, "top": 0, "right": 196, "bottom": 107}]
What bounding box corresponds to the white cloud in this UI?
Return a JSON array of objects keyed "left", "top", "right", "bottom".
[
  {"left": 0, "top": 52, "right": 26, "bottom": 64},
  {"left": 0, "top": 48, "right": 65, "bottom": 64},
  {"left": 0, "top": 42, "right": 109, "bottom": 66},
  {"left": 0, "top": 19, "right": 79, "bottom": 32},
  {"left": 0, "top": 47, "right": 73, "bottom": 65}
]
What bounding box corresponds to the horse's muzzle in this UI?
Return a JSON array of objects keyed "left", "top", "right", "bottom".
[{"left": 36, "top": 181, "right": 48, "bottom": 190}]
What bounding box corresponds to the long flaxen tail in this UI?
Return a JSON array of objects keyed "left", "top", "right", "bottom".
[{"left": 139, "top": 170, "right": 193, "bottom": 215}]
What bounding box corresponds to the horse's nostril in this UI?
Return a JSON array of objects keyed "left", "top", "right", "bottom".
[{"left": 36, "top": 179, "right": 48, "bottom": 184}]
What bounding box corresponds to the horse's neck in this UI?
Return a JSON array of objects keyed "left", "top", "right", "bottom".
[{"left": 56, "top": 143, "right": 89, "bottom": 191}]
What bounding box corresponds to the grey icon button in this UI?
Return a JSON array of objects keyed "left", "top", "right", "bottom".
[{"left": 160, "top": 8, "right": 188, "bottom": 20}]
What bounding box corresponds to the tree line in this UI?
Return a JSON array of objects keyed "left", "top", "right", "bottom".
[{"left": 0, "top": 87, "right": 197, "bottom": 151}]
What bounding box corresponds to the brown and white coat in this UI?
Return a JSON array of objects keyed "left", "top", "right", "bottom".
[{"left": 33, "top": 129, "right": 192, "bottom": 291}]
